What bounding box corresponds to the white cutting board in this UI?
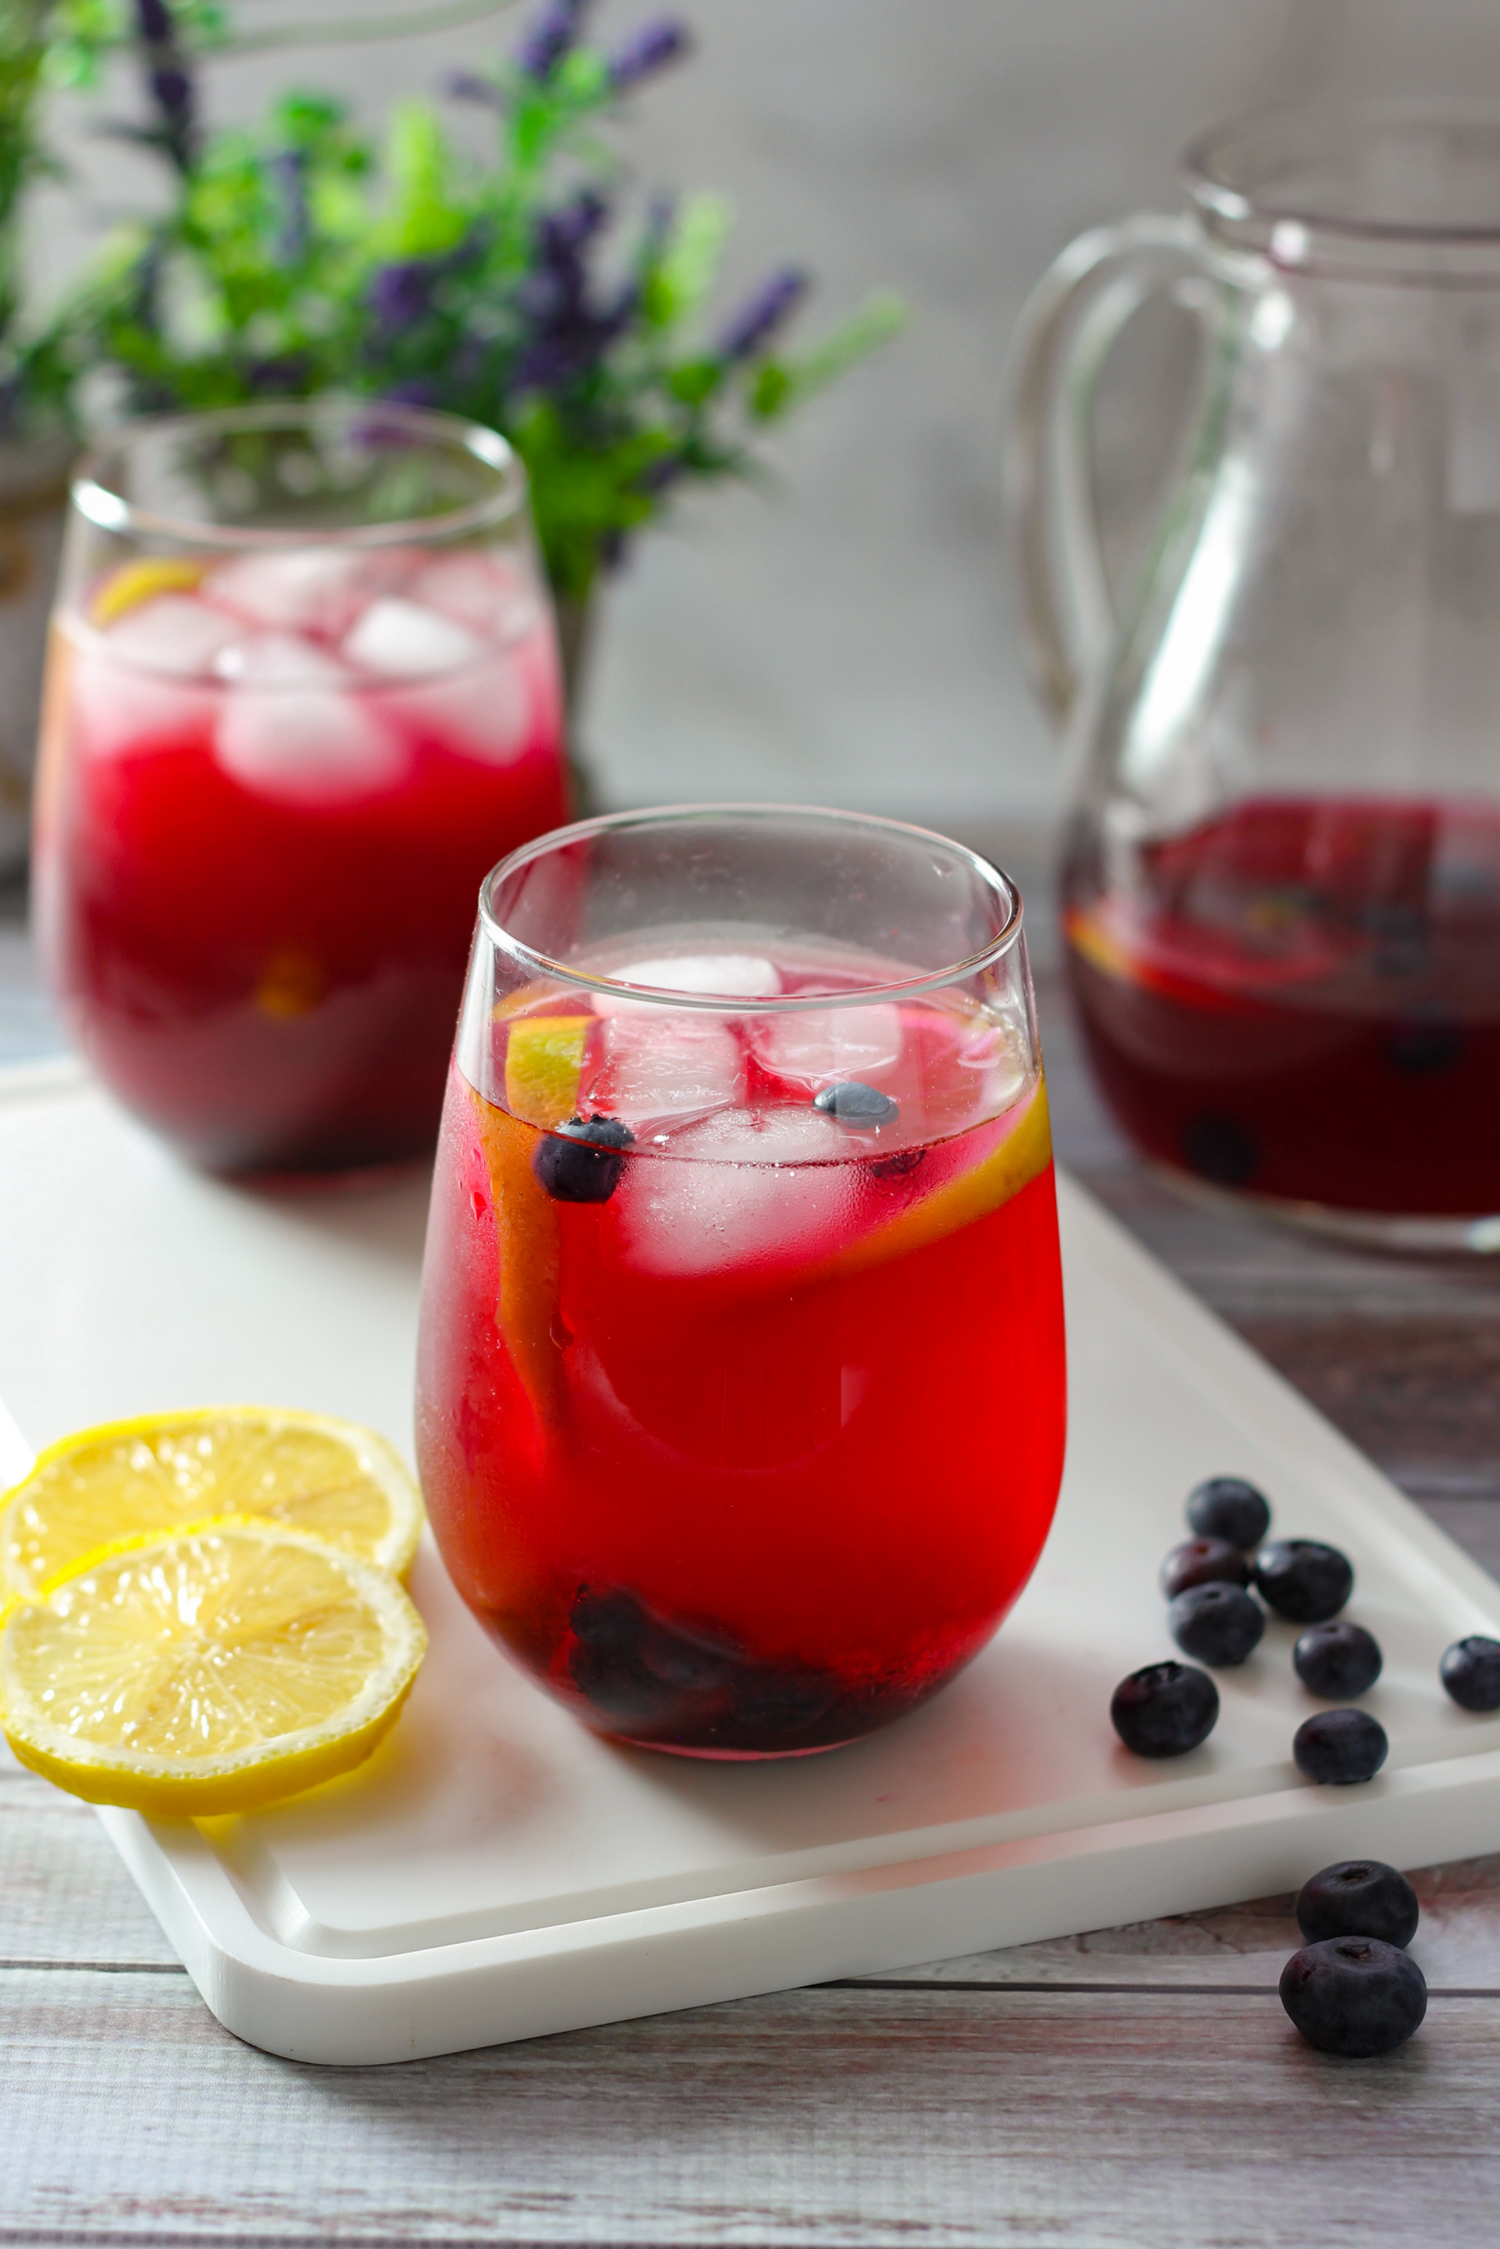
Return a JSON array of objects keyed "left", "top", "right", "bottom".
[{"left": 3, "top": 1057, "right": 1500, "bottom": 2066}]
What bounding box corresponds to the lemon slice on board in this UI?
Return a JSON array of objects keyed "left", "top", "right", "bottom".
[
  {"left": 0, "top": 1407, "right": 425, "bottom": 1604},
  {"left": 0, "top": 1523, "right": 427, "bottom": 1815}
]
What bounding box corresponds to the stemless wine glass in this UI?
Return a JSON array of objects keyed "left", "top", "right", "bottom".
[
  {"left": 32, "top": 401, "right": 568, "bottom": 1176},
  {"left": 415, "top": 806, "right": 1067, "bottom": 1758}
]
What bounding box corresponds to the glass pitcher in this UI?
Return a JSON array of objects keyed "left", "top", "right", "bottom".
[{"left": 1007, "top": 101, "right": 1500, "bottom": 1251}]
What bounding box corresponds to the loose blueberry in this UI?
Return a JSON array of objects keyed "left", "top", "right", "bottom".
[
  {"left": 1440, "top": 1634, "right": 1500, "bottom": 1712},
  {"left": 1110, "top": 1661, "right": 1219, "bottom": 1757},
  {"left": 1168, "top": 1581, "right": 1265, "bottom": 1666},
  {"left": 1293, "top": 1620, "right": 1382, "bottom": 1699},
  {"left": 1185, "top": 1476, "right": 1271, "bottom": 1550},
  {"left": 1296, "top": 1860, "right": 1419, "bottom": 1950},
  {"left": 1160, "top": 1536, "right": 1252, "bottom": 1601},
  {"left": 1279, "top": 1937, "right": 1426, "bottom": 2057},
  {"left": 1254, "top": 1538, "right": 1353, "bottom": 1623},
  {"left": 534, "top": 1113, "right": 634, "bottom": 1203},
  {"left": 1293, "top": 1707, "right": 1388, "bottom": 1785},
  {"left": 814, "top": 1080, "right": 899, "bottom": 1128}
]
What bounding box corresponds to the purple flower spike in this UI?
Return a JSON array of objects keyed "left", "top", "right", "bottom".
[
  {"left": 716, "top": 267, "right": 809, "bottom": 363},
  {"left": 383, "top": 378, "right": 441, "bottom": 410},
  {"left": 369, "top": 260, "right": 438, "bottom": 333},
  {"left": 608, "top": 20, "right": 689, "bottom": 91},
  {"left": 516, "top": 0, "right": 593, "bottom": 82},
  {"left": 445, "top": 70, "right": 503, "bottom": 109}
]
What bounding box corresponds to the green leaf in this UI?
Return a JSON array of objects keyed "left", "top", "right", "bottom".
[
  {"left": 383, "top": 100, "right": 467, "bottom": 256},
  {"left": 650, "top": 192, "right": 732, "bottom": 327},
  {"left": 753, "top": 287, "right": 907, "bottom": 416}
]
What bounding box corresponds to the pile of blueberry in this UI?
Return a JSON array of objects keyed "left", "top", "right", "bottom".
[
  {"left": 1109, "top": 1474, "right": 1500, "bottom": 1776},
  {"left": 1279, "top": 1859, "right": 1427, "bottom": 2057}
]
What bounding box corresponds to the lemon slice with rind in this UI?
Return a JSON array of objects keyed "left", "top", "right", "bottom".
[
  {"left": 0, "top": 1522, "right": 427, "bottom": 1815},
  {"left": 89, "top": 557, "right": 207, "bottom": 627},
  {"left": 0, "top": 1407, "right": 424, "bottom": 1604}
]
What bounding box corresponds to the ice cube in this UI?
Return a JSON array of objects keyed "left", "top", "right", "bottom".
[
  {"left": 214, "top": 689, "right": 408, "bottom": 802},
  {"left": 380, "top": 654, "right": 533, "bottom": 766},
  {"left": 593, "top": 954, "right": 783, "bottom": 1018},
  {"left": 615, "top": 1104, "right": 852, "bottom": 1278},
  {"left": 213, "top": 632, "right": 353, "bottom": 688},
  {"left": 413, "top": 551, "right": 541, "bottom": 643},
  {"left": 69, "top": 649, "right": 216, "bottom": 762},
  {"left": 204, "top": 548, "right": 390, "bottom": 638},
  {"left": 103, "top": 594, "right": 239, "bottom": 677},
  {"left": 751, "top": 1003, "right": 903, "bottom": 1087},
  {"left": 584, "top": 1011, "right": 745, "bottom": 1129},
  {"left": 342, "top": 598, "right": 483, "bottom": 678}
]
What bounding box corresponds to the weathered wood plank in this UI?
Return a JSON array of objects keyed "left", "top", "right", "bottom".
[
  {"left": 1, "top": 1975, "right": 1499, "bottom": 2247},
  {"left": 853, "top": 1854, "right": 1500, "bottom": 1991}
]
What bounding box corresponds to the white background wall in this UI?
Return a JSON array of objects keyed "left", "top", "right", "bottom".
[{"left": 37, "top": 0, "right": 1500, "bottom": 830}]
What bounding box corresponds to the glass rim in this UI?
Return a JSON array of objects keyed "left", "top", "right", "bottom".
[
  {"left": 71, "top": 398, "right": 527, "bottom": 550},
  {"left": 478, "top": 803, "right": 1026, "bottom": 1013},
  {"left": 1184, "top": 99, "right": 1500, "bottom": 282}
]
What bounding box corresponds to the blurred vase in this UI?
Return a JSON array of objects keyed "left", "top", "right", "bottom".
[
  {"left": 1006, "top": 100, "right": 1500, "bottom": 1251},
  {"left": 0, "top": 430, "right": 73, "bottom": 877}
]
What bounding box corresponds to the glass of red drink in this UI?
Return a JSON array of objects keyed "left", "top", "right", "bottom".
[
  {"left": 416, "top": 806, "right": 1067, "bottom": 1757},
  {"left": 34, "top": 402, "right": 568, "bottom": 1175}
]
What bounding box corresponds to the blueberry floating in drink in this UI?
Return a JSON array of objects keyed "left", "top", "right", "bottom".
[
  {"left": 1168, "top": 1581, "right": 1264, "bottom": 1666},
  {"left": 1293, "top": 1620, "right": 1382, "bottom": 1699},
  {"left": 1254, "top": 1538, "right": 1353, "bottom": 1623},
  {"left": 1440, "top": 1634, "right": 1500, "bottom": 1711},
  {"left": 1159, "top": 1536, "right": 1252, "bottom": 1601},
  {"left": 1185, "top": 1475, "right": 1270, "bottom": 1549},
  {"left": 813, "top": 1080, "right": 899, "bottom": 1128},
  {"left": 1279, "top": 1938, "right": 1426, "bottom": 2057},
  {"left": 1110, "top": 1661, "right": 1219, "bottom": 1757},
  {"left": 1296, "top": 1860, "right": 1419, "bottom": 1949},
  {"left": 1293, "top": 1707, "right": 1388, "bottom": 1785},
  {"left": 533, "top": 1113, "right": 634, "bottom": 1202}
]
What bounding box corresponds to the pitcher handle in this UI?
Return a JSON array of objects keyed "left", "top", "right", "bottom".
[{"left": 1003, "top": 213, "right": 1205, "bottom": 729}]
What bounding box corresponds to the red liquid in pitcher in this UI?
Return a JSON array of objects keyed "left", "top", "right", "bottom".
[
  {"left": 415, "top": 954, "right": 1066, "bottom": 1755},
  {"left": 1064, "top": 796, "right": 1500, "bottom": 1214},
  {"left": 35, "top": 547, "right": 567, "bottom": 1173}
]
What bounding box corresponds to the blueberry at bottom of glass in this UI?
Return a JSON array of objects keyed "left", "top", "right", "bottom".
[{"left": 488, "top": 1582, "right": 972, "bottom": 1757}]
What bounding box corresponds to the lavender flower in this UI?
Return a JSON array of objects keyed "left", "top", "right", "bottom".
[
  {"left": 132, "top": 0, "right": 197, "bottom": 175},
  {"left": 514, "top": 196, "right": 636, "bottom": 394},
  {"left": 381, "top": 378, "right": 441, "bottom": 409},
  {"left": 367, "top": 259, "right": 440, "bottom": 333},
  {"left": 445, "top": 71, "right": 503, "bottom": 109},
  {"left": 608, "top": 20, "right": 690, "bottom": 92},
  {"left": 515, "top": 0, "right": 593, "bottom": 83},
  {"left": 716, "top": 267, "right": 808, "bottom": 363}
]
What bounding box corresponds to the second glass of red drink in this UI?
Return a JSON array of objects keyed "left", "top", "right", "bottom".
[
  {"left": 416, "top": 806, "right": 1068, "bottom": 1758},
  {"left": 34, "top": 402, "right": 568, "bottom": 1176}
]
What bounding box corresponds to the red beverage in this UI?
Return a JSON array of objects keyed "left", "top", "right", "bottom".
[
  {"left": 1064, "top": 795, "right": 1500, "bottom": 1214},
  {"left": 416, "top": 946, "right": 1066, "bottom": 1756},
  {"left": 36, "top": 543, "right": 567, "bottom": 1173}
]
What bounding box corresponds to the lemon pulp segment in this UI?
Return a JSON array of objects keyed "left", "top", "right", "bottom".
[
  {"left": 0, "top": 1407, "right": 424, "bottom": 1602},
  {"left": 0, "top": 1523, "right": 427, "bottom": 1815},
  {"left": 504, "top": 1014, "right": 592, "bottom": 1127}
]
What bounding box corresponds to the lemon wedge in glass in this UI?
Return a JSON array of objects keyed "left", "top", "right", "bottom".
[
  {"left": 0, "top": 1407, "right": 424, "bottom": 1603},
  {"left": 0, "top": 1522, "right": 427, "bottom": 1815}
]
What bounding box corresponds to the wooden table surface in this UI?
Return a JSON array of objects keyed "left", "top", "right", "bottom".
[{"left": 6, "top": 853, "right": 1500, "bottom": 2249}]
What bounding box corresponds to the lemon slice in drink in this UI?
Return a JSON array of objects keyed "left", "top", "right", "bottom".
[
  {"left": 0, "top": 1407, "right": 424, "bottom": 1604},
  {"left": 89, "top": 557, "right": 207, "bottom": 627},
  {"left": 0, "top": 1522, "right": 426, "bottom": 1815}
]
